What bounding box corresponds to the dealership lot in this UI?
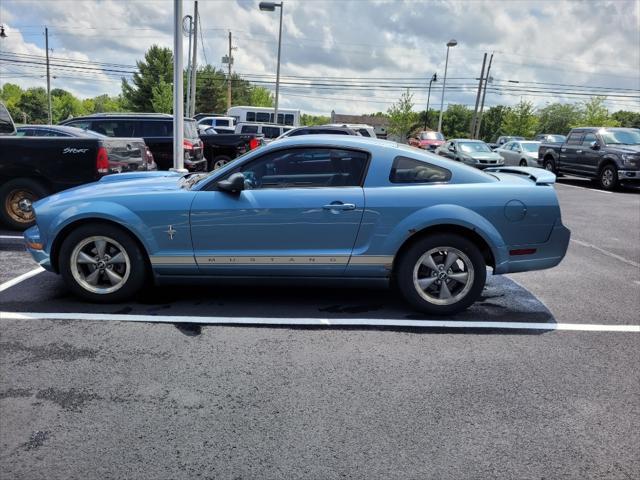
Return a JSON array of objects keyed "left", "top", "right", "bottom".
[{"left": 1, "top": 178, "right": 639, "bottom": 479}]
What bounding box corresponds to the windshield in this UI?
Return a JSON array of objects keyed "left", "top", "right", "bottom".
[
  {"left": 522, "top": 142, "right": 540, "bottom": 152},
  {"left": 420, "top": 132, "right": 445, "bottom": 141},
  {"left": 600, "top": 129, "right": 640, "bottom": 145},
  {"left": 459, "top": 142, "right": 491, "bottom": 153}
]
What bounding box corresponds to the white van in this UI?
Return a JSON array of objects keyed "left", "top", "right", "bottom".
[
  {"left": 235, "top": 122, "right": 293, "bottom": 142},
  {"left": 227, "top": 106, "right": 301, "bottom": 127},
  {"left": 197, "top": 116, "right": 236, "bottom": 134}
]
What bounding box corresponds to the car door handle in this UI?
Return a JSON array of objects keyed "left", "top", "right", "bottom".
[{"left": 323, "top": 202, "right": 356, "bottom": 211}]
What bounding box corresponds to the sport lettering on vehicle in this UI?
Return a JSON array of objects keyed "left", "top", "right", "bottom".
[{"left": 62, "top": 147, "right": 90, "bottom": 154}]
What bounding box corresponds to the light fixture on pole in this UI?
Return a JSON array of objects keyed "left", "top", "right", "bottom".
[
  {"left": 259, "top": 2, "right": 283, "bottom": 124},
  {"left": 424, "top": 73, "right": 437, "bottom": 131},
  {"left": 437, "top": 39, "right": 457, "bottom": 133}
]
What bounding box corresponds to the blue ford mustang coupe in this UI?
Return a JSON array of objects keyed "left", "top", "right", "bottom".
[{"left": 24, "top": 135, "right": 570, "bottom": 315}]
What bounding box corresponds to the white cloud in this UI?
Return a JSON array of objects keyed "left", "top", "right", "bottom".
[{"left": 1, "top": 0, "right": 638, "bottom": 114}]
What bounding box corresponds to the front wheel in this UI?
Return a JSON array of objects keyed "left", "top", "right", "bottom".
[
  {"left": 519, "top": 159, "right": 528, "bottom": 167},
  {"left": 59, "top": 224, "right": 147, "bottom": 303},
  {"left": 599, "top": 164, "right": 618, "bottom": 191},
  {"left": 396, "top": 234, "right": 486, "bottom": 315}
]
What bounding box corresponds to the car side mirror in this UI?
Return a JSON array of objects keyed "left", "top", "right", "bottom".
[
  {"left": 217, "top": 172, "right": 245, "bottom": 194},
  {"left": 590, "top": 141, "right": 600, "bottom": 150}
]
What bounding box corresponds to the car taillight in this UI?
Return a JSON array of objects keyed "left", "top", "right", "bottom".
[
  {"left": 249, "top": 138, "right": 259, "bottom": 150},
  {"left": 183, "top": 140, "right": 194, "bottom": 150},
  {"left": 96, "top": 146, "right": 109, "bottom": 174}
]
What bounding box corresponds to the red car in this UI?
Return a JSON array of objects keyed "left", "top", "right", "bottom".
[{"left": 409, "top": 131, "right": 445, "bottom": 151}]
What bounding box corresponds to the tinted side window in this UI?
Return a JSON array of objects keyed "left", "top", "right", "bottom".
[
  {"left": 567, "top": 132, "right": 583, "bottom": 145},
  {"left": 389, "top": 156, "right": 451, "bottom": 184},
  {"left": 246, "top": 112, "right": 256, "bottom": 122},
  {"left": 65, "top": 120, "right": 91, "bottom": 130},
  {"left": 262, "top": 126, "right": 281, "bottom": 139},
  {"left": 92, "top": 120, "right": 138, "bottom": 137},
  {"left": 358, "top": 128, "right": 371, "bottom": 137},
  {"left": 256, "top": 112, "right": 270, "bottom": 123},
  {"left": 227, "top": 148, "right": 368, "bottom": 189},
  {"left": 142, "top": 120, "right": 172, "bottom": 137},
  {"left": 241, "top": 125, "right": 259, "bottom": 134},
  {"left": 582, "top": 133, "right": 597, "bottom": 145},
  {"left": 284, "top": 114, "right": 294, "bottom": 126},
  {"left": 0, "top": 103, "right": 15, "bottom": 135}
]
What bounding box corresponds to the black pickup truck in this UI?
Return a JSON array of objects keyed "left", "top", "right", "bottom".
[
  {"left": 199, "top": 129, "right": 263, "bottom": 170},
  {"left": 0, "top": 104, "right": 155, "bottom": 229},
  {"left": 538, "top": 127, "right": 640, "bottom": 190}
]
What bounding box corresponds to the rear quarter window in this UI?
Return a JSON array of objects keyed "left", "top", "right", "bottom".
[{"left": 389, "top": 156, "right": 451, "bottom": 184}]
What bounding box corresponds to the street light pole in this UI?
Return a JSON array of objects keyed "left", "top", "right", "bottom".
[
  {"left": 424, "top": 73, "right": 437, "bottom": 131},
  {"left": 437, "top": 39, "right": 457, "bottom": 134},
  {"left": 172, "top": 0, "right": 185, "bottom": 172},
  {"left": 259, "top": 2, "right": 283, "bottom": 124}
]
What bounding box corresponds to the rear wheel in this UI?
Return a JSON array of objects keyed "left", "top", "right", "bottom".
[
  {"left": 59, "top": 224, "right": 147, "bottom": 303},
  {"left": 519, "top": 159, "right": 528, "bottom": 167},
  {"left": 396, "top": 234, "right": 486, "bottom": 315},
  {"left": 599, "top": 164, "right": 618, "bottom": 191},
  {"left": 210, "top": 155, "right": 232, "bottom": 171},
  {"left": 0, "top": 178, "right": 49, "bottom": 229},
  {"left": 543, "top": 158, "right": 556, "bottom": 174}
]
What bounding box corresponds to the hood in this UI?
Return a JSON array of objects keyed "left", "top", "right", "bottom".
[
  {"left": 608, "top": 144, "right": 640, "bottom": 154},
  {"left": 35, "top": 171, "right": 187, "bottom": 210},
  {"left": 467, "top": 151, "right": 502, "bottom": 160}
]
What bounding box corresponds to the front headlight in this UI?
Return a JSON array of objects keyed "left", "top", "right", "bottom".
[{"left": 621, "top": 154, "right": 638, "bottom": 166}]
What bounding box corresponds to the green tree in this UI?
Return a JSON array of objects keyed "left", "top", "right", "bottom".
[
  {"left": 91, "top": 94, "right": 125, "bottom": 113},
  {"left": 301, "top": 114, "right": 331, "bottom": 126},
  {"left": 441, "top": 104, "right": 472, "bottom": 139},
  {"left": 122, "top": 45, "right": 173, "bottom": 112},
  {"left": 478, "top": 105, "right": 509, "bottom": 142},
  {"left": 577, "top": 96, "right": 619, "bottom": 127},
  {"left": 151, "top": 79, "right": 173, "bottom": 114},
  {"left": 387, "top": 90, "right": 418, "bottom": 142},
  {"left": 194, "top": 65, "right": 226, "bottom": 113},
  {"left": 0, "top": 83, "right": 24, "bottom": 122},
  {"left": 501, "top": 100, "right": 538, "bottom": 137},
  {"left": 51, "top": 89, "right": 85, "bottom": 123},
  {"left": 249, "top": 86, "right": 274, "bottom": 107},
  {"left": 537, "top": 103, "right": 581, "bottom": 135},
  {"left": 16, "top": 87, "right": 49, "bottom": 124},
  {"left": 611, "top": 110, "right": 640, "bottom": 128}
]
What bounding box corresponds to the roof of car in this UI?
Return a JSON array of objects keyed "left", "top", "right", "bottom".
[
  {"left": 18, "top": 124, "right": 95, "bottom": 136},
  {"left": 64, "top": 113, "right": 196, "bottom": 121},
  {"left": 268, "top": 134, "right": 397, "bottom": 149}
]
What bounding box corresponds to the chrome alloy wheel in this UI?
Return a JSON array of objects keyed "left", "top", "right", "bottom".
[
  {"left": 412, "top": 247, "right": 475, "bottom": 306},
  {"left": 70, "top": 236, "right": 131, "bottom": 294},
  {"left": 601, "top": 167, "right": 614, "bottom": 188}
]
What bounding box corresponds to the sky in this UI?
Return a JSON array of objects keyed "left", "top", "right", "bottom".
[{"left": 1, "top": 0, "right": 639, "bottom": 116}]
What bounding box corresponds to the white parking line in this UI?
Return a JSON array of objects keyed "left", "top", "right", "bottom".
[
  {"left": 556, "top": 182, "right": 612, "bottom": 194},
  {"left": 570, "top": 239, "right": 640, "bottom": 268},
  {"left": 0, "top": 267, "right": 45, "bottom": 293},
  {"left": 1, "top": 311, "right": 638, "bottom": 333}
]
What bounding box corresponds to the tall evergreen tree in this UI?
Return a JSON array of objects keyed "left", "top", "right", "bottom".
[{"left": 122, "top": 45, "right": 173, "bottom": 112}]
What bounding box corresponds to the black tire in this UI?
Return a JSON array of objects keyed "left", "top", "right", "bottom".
[
  {"left": 396, "top": 234, "right": 486, "bottom": 315},
  {"left": 59, "top": 223, "right": 147, "bottom": 303},
  {"left": 543, "top": 158, "right": 556, "bottom": 174},
  {"left": 598, "top": 164, "right": 619, "bottom": 191},
  {"left": 519, "top": 159, "right": 528, "bottom": 167},
  {"left": 0, "top": 178, "right": 49, "bottom": 230},
  {"left": 210, "top": 155, "right": 232, "bottom": 171}
]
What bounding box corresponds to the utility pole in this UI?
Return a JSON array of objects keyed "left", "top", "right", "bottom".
[
  {"left": 470, "top": 53, "right": 487, "bottom": 139},
  {"left": 227, "top": 31, "right": 233, "bottom": 110},
  {"left": 188, "top": 0, "right": 198, "bottom": 118},
  {"left": 475, "top": 52, "right": 493, "bottom": 140},
  {"left": 45, "top": 27, "right": 52, "bottom": 124},
  {"left": 424, "top": 73, "right": 437, "bottom": 131}
]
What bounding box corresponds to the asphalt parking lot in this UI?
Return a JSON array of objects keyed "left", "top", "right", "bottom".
[{"left": 1, "top": 177, "right": 639, "bottom": 479}]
